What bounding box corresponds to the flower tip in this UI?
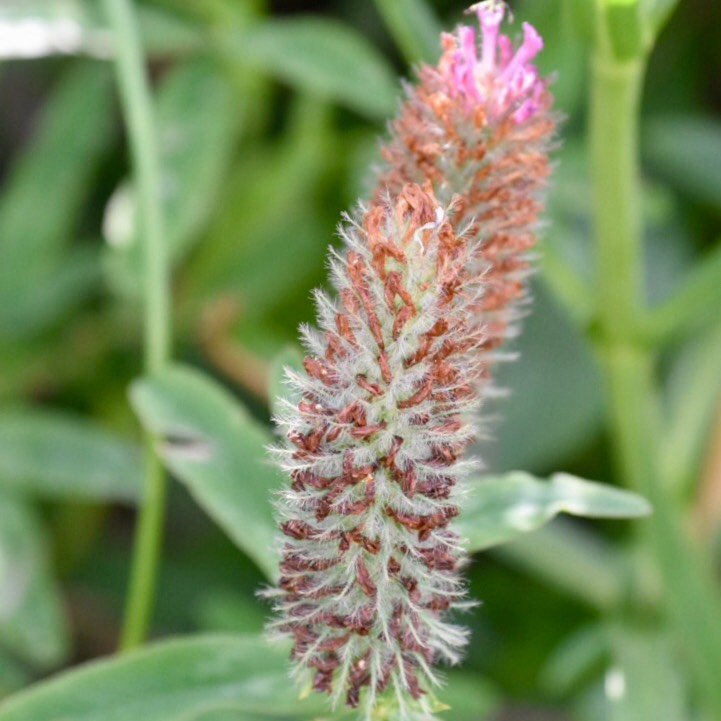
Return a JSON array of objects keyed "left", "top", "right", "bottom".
[
  {"left": 521, "top": 21, "right": 544, "bottom": 56},
  {"left": 469, "top": 1, "right": 505, "bottom": 29}
]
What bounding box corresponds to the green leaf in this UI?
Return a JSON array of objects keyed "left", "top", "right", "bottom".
[
  {"left": 0, "top": 495, "right": 68, "bottom": 669},
  {"left": 643, "top": 116, "right": 721, "bottom": 212},
  {"left": 0, "top": 248, "right": 99, "bottom": 340},
  {"left": 604, "top": 627, "right": 690, "bottom": 721},
  {"left": 541, "top": 624, "right": 607, "bottom": 695},
  {"left": 494, "top": 519, "right": 639, "bottom": 611},
  {"left": 0, "top": 409, "right": 142, "bottom": 502},
  {"left": 0, "top": 650, "right": 29, "bottom": 700},
  {"left": 231, "top": 18, "right": 398, "bottom": 120},
  {"left": 184, "top": 97, "right": 333, "bottom": 308},
  {"left": 0, "top": 635, "right": 327, "bottom": 721},
  {"left": 372, "top": 0, "right": 441, "bottom": 64},
  {"left": 0, "top": 62, "right": 113, "bottom": 338},
  {"left": 104, "top": 60, "right": 242, "bottom": 297},
  {"left": 130, "top": 365, "right": 282, "bottom": 581},
  {"left": 662, "top": 323, "right": 721, "bottom": 494},
  {"left": 194, "top": 592, "right": 265, "bottom": 635},
  {"left": 490, "top": 283, "right": 605, "bottom": 472},
  {"left": 457, "top": 471, "right": 651, "bottom": 552},
  {"left": 437, "top": 672, "right": 500, "bottom": 720}
]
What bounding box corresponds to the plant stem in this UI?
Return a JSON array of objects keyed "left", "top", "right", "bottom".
[
  {"left": 104, "top": 0, "right": 171, "bottom": 650},
  {"left": 590, "top": 44, "right": 721, "bottom": 716},
  {"left": 591, "top": 56, "right": 645, "bottom": 343}
]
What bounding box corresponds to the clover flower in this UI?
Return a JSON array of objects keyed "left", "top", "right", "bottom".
[
  {"left": 377, "top": 0, "right": 556, "bottom": 359},
  {"left": 266, "top": 4, "right": 555, "bottom": 718},
  {"left": 267, "top": 184, "right": 484, "bottom": 719}
]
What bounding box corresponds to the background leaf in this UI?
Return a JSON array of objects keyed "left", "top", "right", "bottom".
[
  {"left": 0, "top": 409, "right": 142, "bottom": 502},
  {"left": 0, "top": 62, "right": 113, "bottom": 339},
  {"left": 457, "top": 472, "right": 651, "bottom": 553},
  {"left": 0, "top": 1, "right": 200, "bottom": 59},
  {"left": 371, "top": 0, "right": 441, "bottom": 64},
  {"left": 0, "top": 635, "right": 326, "bottom": 721},
  {"left": 104, "top": 59, "right": 243, "bottom": 297},
  {"left": 130, "top": 365, "right": 282, "bottom": 580},
  {"left": 0, "top": 495, "right": 68, "bottom": 669},
  {"left": 488, "top": 284, "right": 605, "bottom": 472},
  {"left": 230, "top": 17, "right": 398, "bottom": 120},
  {"left": 643, "top": 116, "right": 721, "bottom": 212},
  {"left": 604, "top": 628, "right": 689, "bottom": 721}
]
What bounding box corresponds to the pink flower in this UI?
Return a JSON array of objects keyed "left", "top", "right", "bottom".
[{"left": 444, "top": 3, "right": 545, "bottom": 122}]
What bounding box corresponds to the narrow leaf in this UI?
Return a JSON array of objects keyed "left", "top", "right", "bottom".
[
  {"left": 0, "top": 62, "right": 113, "bottom": 337},
  {"left": 643, "top": 116, "right": 721, "bottom": 212},
  {"left": 231, "top": 18, "right": 398, "bottom": 120},
  {"left": 372, "top": 0, "right": 441, "bottom": 64},
  {"left": 104, "top": 60, "right": 242, "bottom": 297},
  {"left": 457, "top": 471, "right": 651, "bottom": 552},
  {"left": 0, "top": 409, "right": 142, "bottom": 502},
  {"left": 0, "top": 495, "right": 68, "bottom": 669},
  {"left": 130, "top": 365, "right": 282, "bottom": 580}
]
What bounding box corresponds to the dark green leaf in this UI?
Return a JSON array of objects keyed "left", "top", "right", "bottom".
[
  {"left": 0, "top": 409, "right": 142, "bottom": 502},
  {"left": 0, "top": 62, "right": 113, "bottom": 338},
  {"left": 130, "top": 365, "right": 282, "bottom": 580},
  {"left": 184, "top": 97, "right": 333, "bottom": 309}
]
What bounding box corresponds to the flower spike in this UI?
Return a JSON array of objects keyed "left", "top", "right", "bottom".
[
  {"left": 267, "top": 4, "right": 556, "bottom": 718},
  {"left": 267, "top": 184, "right": 485, "bottom": 719},
  {"left": 377, "top": 2, "right": 556, "bottom": 367}
]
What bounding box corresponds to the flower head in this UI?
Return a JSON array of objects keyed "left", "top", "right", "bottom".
[
  {"left": 267, "top": 184, "right": 485, "bottom": 719},
  {"left": 267, "top": 5, "right": 556, "bottom": 718},
  {"left": 377, "top": 2, "right": 556, "bottom": 363}
]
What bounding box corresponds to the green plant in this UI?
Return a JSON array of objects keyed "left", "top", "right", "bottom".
[{"left": 0, "top": 0, "right": 719, "bottom": 719}]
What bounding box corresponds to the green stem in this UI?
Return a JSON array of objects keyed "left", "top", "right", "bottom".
[
  {"left": 104, "top": 0, "right": 171, "bottom": 650},
  {"left": 591, "top": 56, "right": 645, "bottom": 342},
  {"left": 590, "top": 45, "right": 721, "bottom": 716}
]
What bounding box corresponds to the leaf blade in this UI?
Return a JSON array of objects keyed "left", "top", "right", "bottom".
[
  {"left": 231, "top": 17, "right": 398, "bottom": 120},
  {"left": 0, "top": 635, "right": 325, "bottom": 721},
  {"left": 457, "top": 471, "right": 650, "bottom": 553},
  {"left": 130, "top": 366, "right": 282, "bottom": 580},
  {"left": 0, "top": 410, "right": 142, "bottom": 502}
]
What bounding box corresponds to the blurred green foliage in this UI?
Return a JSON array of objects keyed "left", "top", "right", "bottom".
[{"left": 0, "top": 0, "right": 719, "bottom": 719}]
